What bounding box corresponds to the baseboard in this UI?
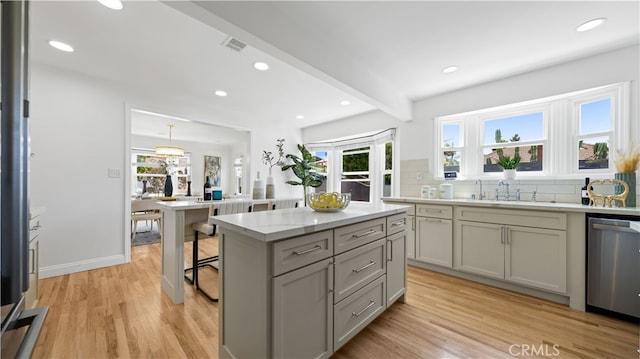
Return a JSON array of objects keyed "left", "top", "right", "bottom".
[{"left": 39, "top": 254, "right": 127, "bottom": 279}]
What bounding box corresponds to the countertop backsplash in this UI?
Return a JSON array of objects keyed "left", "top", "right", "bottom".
[{"left": 400, "top": 159, "right": 640, "bottom": 206}]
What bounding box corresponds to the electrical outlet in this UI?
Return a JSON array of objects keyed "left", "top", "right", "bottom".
[
  {"left": 416, "top": 171, "right": 423, "bottom": 180},
  {"left": 108, "top": 168, "right": 120, "bottom": 178}
]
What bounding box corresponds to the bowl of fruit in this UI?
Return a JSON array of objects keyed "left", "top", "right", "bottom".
[{"left": 308, "top": 192, "right": 351, "bottom": 212}]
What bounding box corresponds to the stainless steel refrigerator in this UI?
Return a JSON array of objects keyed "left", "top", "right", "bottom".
[{"left": 1, "top": 1, "right": 48, "bottom": 357}]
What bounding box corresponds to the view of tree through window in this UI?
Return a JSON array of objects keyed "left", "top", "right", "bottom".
[
  {"left": 483, "top": 112, "right": 544, "bottom": 173},
  {"left": 132, "top": 153, "right": 190, "bottom": 196},
  {"left": 578, "top": 98, "right": 611, "bottom": 170},
  {"left": 341, "top": 147, "right": 370, "bottom": 202}
]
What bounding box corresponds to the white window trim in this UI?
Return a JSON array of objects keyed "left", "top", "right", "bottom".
[
  {"left": 307, "top": 128, "right": 396, "bottom": 203},
  {"left": 434, "top": 82, "right": 630, "bottom": 180}
]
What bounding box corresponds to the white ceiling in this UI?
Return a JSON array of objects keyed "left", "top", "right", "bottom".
[{"left": 30, "top": 1, "right": 639, "bottom": 140}]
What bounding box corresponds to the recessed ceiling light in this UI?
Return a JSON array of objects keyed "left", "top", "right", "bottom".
[
  {"left": 253, "top": 62, "right": 269, "bottom": 71},
  {"left": 576, "top": 17, "right": 607, "bottom": 32},
  {"left": 296, "top": 115, "right": 305, "bottom": 119},
  {"left": 97, "top": 0, "right": 123, "bottom": 10},
  {"left": 49, "top": 40, "right": 74, "bottom": 52},
  {"left": 340, "top": 100, "right": 351, "bottom": 106},
  {"left": 442, "top": 66, "right": 458, "bottom": 74},
  {"left": 214, "top": 90, "right": 228, "bottom": 97}
]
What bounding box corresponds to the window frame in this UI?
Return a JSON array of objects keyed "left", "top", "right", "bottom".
[
  {"left": 307, "top": 129, "right": 396, "bottom": 203},
  {"left": 131, "top": 149, "right": 192, "bottom": 196},
  {"left": 434, "top": 82, "right": 630, "bottom": 180}
]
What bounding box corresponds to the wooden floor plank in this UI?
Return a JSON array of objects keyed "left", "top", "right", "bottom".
[{"left": 32, "top": 240, "right": 638, "bottom": 358}]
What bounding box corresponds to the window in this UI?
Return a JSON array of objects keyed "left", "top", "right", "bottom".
[
  {"left": 440, "top": 123, "right": 462, "bottom": 174},
  {"left": 576, "top": 98, "right": 612, "bottom": 170},
  {"left": 482, "top": 112, "right": 545, "bottom": 173},
  {"left": 383, "top": 142, "right": 393, "bottom": 197},
  {"left": 307, "top": 129, "right": 396, "bottom": 203},
  {"left": 341, "top": 146, "right": 371, "bottom": 202},
  {"left": 131, "top": 150, "right": 191, "bottom": 196},
  {"left": 434, "top": 83, "right": 629, "bottom": 179}
]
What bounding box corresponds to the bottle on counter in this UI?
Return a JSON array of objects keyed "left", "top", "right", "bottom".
[
  {"left": 204, "top": 176, "right": 212, "bottom": 201},
  {"left": 581, "top": 177, "right": 591, "bottom": 205},
  {"left": 253, "top": 171, "right": 265, "bottom": 200}
]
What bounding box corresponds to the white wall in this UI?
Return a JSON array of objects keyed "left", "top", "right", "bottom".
[
  {"left": 304, "top": 45, "right": 640, "bottom": 203},
  {"left": 249, "top": 124, "right": 303, "bottom": 200},
  {"left": 29, "top": 63, "right": 249, "bottom": 278}
]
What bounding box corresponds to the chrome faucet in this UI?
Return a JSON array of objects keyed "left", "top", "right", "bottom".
[
  {"left": 475, "top": 179, "right": 484, "bottom": 200},
  {"left": 496, "top": 180, "right": 510, "bottom": 201}
]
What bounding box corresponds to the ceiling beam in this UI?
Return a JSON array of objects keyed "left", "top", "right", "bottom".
[{"left": 163, "top": 1, "right": 412, "bottom": 121}]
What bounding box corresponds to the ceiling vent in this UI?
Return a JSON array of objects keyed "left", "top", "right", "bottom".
[{"left": 221, "top": 36, "right": 247, "bottom": 52}]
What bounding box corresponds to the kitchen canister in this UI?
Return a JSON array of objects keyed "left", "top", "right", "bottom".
[
  {"left": 428, "top": 187, "right": 438, "bottom": 199},
  {"left": 439, "top": 183, "right": 453, "bottom": 199},
  {"left": 421, "top": 185, "right": 430, "bottom": 198}
]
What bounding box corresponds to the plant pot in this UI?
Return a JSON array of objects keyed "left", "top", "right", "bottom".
[{"left": 503, "top": 169, "right": 516, "bottom": 180}]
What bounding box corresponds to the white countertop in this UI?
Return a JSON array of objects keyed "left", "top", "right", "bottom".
[
  {"left": 210, "top": 202, "right": 410, "bottom": 242},
  {"left": 383, "top": 197, "right": 640, "bottom": 216}
]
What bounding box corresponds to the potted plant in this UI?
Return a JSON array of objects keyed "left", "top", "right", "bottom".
[
  {"left": 281, "top": 144, "right": 325, "bottom": 206},
  {"left": 262, "top": 139, "right": 286, "bottom": 199},
  {"left": 496, "top": 148, "right": 521, "bottom": 179}
]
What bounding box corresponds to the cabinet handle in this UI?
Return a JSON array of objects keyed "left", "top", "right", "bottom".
[
  {"left": 425, "top": 209, "right": 443, "bottom": 213},
  {"left": 352, "top": 300, "right": 376, "bottom": 317},
  {"left": 29, "top": 248, "right": 35, "bottom": 274},
  {"left": 411, "top": 216, "right": 415, "bottom": 231},
  {"left": 391, "top": 219, "right": 405, "bottom": 227},
  {"left": 352, "top": 229, "right": 376, "bottom": 239},
  {"left": 292, "top": 245, "right": 322, "bottom": 255},
  {"left": 387, "top": 239, "right": 393, "bottom": 262},
  {"left": 500, "top": 226, "right": 505, "bottom": 244},
  {"left": 424, "top": 218, "right": 444, "bottom": 223},
  {"left": 506, "top": 228, "right": 511, "bottom": 245},
  {"left": 352, "top": 260, "right": 376, "bottom": 273}
]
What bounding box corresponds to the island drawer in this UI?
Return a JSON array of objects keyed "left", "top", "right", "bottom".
[
  {"left": 386, "top": 213, "right": 407, "bottom": 236},
  {"left": 334, "top": 238, "right": 386, "bottom": 303},
  {"left": 334, "top": 274, "right": 386, "bottom": 351},
  {"left": 334, "top": 218, "right": 386, "bottom": 254},
  {"left": 416, "top": 204, "right": 453, "bottom": 219},
  {"left": 273, "top": 230, "right": 334, "bottom": 276}
]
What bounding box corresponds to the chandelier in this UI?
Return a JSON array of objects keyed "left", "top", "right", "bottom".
[{"left": 155, "top": 125, "right": 184, "bottom": 157}]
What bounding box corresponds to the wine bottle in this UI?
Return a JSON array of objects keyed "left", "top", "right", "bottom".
[
  {"left": 204, "top": 176, "right": 212, "bottom": 201},
  {"left": 581, "top": 177, "right": 590, "bottom": 205}
]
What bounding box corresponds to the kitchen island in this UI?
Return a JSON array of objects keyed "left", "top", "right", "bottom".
[{"left": 211, "top": 202, "right": 409, "bottom": 359}]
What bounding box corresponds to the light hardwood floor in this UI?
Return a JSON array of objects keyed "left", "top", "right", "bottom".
[{"left": 33, "top": 239, "right": 638, "bottom": 358}]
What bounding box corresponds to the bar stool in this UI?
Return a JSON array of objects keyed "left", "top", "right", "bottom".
[
  {"left": 268, "top": 198, "right": 300, "bottom": 210},
  {"left": 184, "top": 199, "right": 252, "bottom": 301}
]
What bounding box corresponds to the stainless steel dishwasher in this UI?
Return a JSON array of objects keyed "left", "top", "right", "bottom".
[{"left": 587, "top": 214, "right": 640, "bottom": 319}]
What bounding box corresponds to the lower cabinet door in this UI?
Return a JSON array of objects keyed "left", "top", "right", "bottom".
[
  {"left": 505, "top": 225, "right": 567, "bottom": 293},
  {"left": 386, "top": 231, "right": 406, "bottom": 306},
  {"left": 273, "top": 258, "right": 334, "bottom": 359},
  {"left": 416, "top": 217, "right": 453, "bottom": 267},
  {"left": 454, "top": 221, "right": 504, "bottom": 279},
  {"left": 334, "top": 275, "right": 386, "bottom": 351}
]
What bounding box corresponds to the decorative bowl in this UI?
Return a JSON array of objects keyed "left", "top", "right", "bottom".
[{"left": 308, "top": 192, "right": 351, "bottom": 212}]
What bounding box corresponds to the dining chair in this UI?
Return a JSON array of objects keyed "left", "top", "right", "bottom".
[
  {"left": 185, "top": 199, "right": 253, "bottom": 301},
  {"left": 131, "top": 200, "right": 162, "bottom": 240},
  {"left": 268, "top": 198, "right": 300, "bottom": 210}
]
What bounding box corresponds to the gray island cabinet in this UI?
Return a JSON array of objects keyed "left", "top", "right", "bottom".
[{"left": 211, "top": 203, "right": 409, "bottom": 359}]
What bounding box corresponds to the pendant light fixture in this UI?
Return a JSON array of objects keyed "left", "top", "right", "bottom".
[{"left": 155, "top": 125, "right": 184, "bottom": 157}]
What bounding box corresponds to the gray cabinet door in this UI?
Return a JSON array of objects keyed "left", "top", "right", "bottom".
[
  {"left": 386, "top": 231, "right": 406, "bottom": 306},
  {"left": 454, "top": 221, "right": 504, "bottom": 279},
  {"left": 273, "top": 258, "right": 334, "bottom": 359},
  {"left": 505, "top": 225, "right": 567, "bottom": 293},
  {"left": 416, "top": 217, "right": 453, "bottom": 267}
]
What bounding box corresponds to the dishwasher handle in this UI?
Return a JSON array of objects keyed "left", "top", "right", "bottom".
[{"left": 592, "top": 223, "right": 638, "bottom": 233}]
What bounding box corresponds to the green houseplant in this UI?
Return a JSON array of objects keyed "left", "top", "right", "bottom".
[{"left": 281, "top": 144, "right": 325, "bottom": 206}]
